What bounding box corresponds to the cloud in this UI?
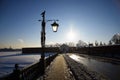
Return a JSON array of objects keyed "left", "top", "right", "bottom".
[{"left": 18, "top": 39, "right": 24, "bottom": 43}]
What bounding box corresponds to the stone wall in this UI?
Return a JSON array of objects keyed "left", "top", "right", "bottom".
[
  {"left": 22, "top": 47, "right": 60, "bottom": 53},
  {"left": 77, "top": 45, "right": 120, "bottom": 59}
]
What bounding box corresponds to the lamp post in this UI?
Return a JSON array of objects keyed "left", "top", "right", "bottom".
[{"left": 40, "top": 11, "right": 59, "bottom": 74}]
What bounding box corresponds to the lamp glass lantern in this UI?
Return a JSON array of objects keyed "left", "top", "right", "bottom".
[{"left": 51, "top": 22, "right": 59, "bottom": 32}]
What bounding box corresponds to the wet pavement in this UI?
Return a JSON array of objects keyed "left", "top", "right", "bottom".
[{"left": 67, "top": 53, "right": 120, "bottom": 80}]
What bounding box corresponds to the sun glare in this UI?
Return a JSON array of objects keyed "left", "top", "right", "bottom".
[{"left": 67, "top": 28, "right": 77, "bottom": 42}]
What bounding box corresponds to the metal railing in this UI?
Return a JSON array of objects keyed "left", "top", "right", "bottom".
[{"left": 0, "top": 53, "right": 58, "bottom": 80}]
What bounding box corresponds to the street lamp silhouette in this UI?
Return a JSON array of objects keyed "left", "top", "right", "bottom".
[
  {"left": 51, "top": 22, "right": 59, "bottom": 32},
  {"left": 39, "top": 11, "right": 59, "bottom": 74}
]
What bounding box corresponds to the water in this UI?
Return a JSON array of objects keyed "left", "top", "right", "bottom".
[
  {"left": 0, "top": 51, "right": 55, "bottom": 77},
  {"left": 69, "top": 54, "right": 120, "bottom": 80}
]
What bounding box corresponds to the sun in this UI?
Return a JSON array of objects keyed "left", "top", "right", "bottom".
[{"left": 67, "top": 29, "right": 76, "bottom": 42}]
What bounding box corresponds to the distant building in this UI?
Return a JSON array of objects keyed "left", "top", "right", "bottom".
[{"left": 60, "top": 44, "right": 69, "bottom": 53}]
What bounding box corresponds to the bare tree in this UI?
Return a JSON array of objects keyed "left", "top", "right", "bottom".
[
  {"left": 110, "top": 33, "right": 120, "bottom": 44},
  {"left": 100, "top": 41, "right": 103, "bottom": 46},
  {"left": 103, "top": 43, "right": 106, "bottom": 46},
  {"left": 76, "top": 40, "right": 87, "bottom": 47},
  {"left": 95, "top": 40, "right": 99, "bottom": 46},
  {"left": 54, "top": 43, "right": 61, "bottom": 47},
  {"left": 108, "top": 40, "right": 112, "bottom": 45},
  {"left": 68, "top": 42, "right": 75, "bottom": 47}
]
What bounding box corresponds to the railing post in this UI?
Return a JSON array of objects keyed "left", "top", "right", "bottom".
[
  {"left": 13, "top": 64, "right": 20, "bottom": 80},
  {"left": 49, "top": 53, "right": 51, "bottom": 65}
]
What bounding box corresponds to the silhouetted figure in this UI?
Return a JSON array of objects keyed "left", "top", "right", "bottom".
[{"left": 13, "top": 64, "right": 20, "bottom": 80}]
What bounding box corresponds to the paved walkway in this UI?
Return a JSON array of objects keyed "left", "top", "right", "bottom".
[{"left": 45, "top": 54, "right": 74, "bottom": 80}]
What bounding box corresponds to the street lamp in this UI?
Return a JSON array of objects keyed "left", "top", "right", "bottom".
[
  {"left": 39, "top": 11, "right": 59, "bottom": 75},
  {"left": 51, "top": 21, "right": 59, "bottom": 32}
]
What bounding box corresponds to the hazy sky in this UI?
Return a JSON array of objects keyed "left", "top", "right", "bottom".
[{"left": 0, "top": 0, "right": 120, "bottom": 48}]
